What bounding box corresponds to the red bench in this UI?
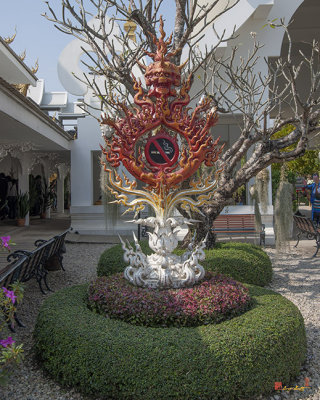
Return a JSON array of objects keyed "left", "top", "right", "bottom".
[{"left": 212, "top": 214, "right": 265, "bottom": 245}]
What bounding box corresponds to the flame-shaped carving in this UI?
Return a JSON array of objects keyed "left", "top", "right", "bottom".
[
  {"left": 103, "top": 167, "right": 223, "bottom": 219},
  {"left": 100, "top": 17, "right": 222, "bottom": 196},
  {"left": 3, "top": 29, "right": 16, "bottom": 45}
]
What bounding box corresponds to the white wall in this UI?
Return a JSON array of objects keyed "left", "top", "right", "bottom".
[{"left": 70, "top": 116, "right": 102, "bottom": 207}]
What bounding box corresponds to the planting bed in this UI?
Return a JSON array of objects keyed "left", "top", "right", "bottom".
[{"left": 34, "top": 282, "right": 306, "bottom": 399}]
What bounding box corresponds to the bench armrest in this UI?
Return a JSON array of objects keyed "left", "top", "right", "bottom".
[
  {"left": 7, "top": 250, "right": 31, "bottom": 263},
  {"left": 34, "top": 239, "right": 47, "bottom": 247}
]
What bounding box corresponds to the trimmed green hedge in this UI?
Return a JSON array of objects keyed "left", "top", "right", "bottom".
[
  {"left": 34, "top": 284, "right": 306, "bottom": 400},
  {"left": 97, "top": 241, "right": 272, "bottom": 286}
]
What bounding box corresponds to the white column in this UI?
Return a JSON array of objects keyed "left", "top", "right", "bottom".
[
  {"left": 42, "top": 162, "right": 51, "bottom": 219},
  {"left": 267, "top": 165, "right": 272, "bottom": 206},
  {"left": 57, "top": 164, "right": 66, "bottom": 214}
]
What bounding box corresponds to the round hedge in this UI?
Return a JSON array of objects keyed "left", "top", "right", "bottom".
[
  {"left": 34, "top": 284, "right": 306, "bottom": 400},
  {"left": 88, "top": 273, "right": 252, "bottom": 327},
  {"left": 97, "top": 241, "right": 272, "bottom": 286}
]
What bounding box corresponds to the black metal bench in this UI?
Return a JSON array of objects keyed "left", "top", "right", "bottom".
[
  {"left": 0, "top": 254, "right": 28, "bottom": 289},
  {"left": 0, "top": 240, "right": 55, "bottom": 331},
  {"left": 5, "top": 239, "right": 55, "bottom": 294},
  {"left": 0, "top": 229, "right": 68, "bottom": 293},
  {"left": 34, "top": 229, "right": 68, "bottom": 271},
  {"left": 293, "top": 215, "right": 320, "bottom": 257},
  {"left": 0, "top": 230, "right": 68, "bottom": 330},
  {"left": 212, "top": 214, "right": 266, "bottom": 246}
]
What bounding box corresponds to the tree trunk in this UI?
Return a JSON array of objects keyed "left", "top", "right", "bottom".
[{"left": 178, "top": 202, "right": 225, "bottom": 249}]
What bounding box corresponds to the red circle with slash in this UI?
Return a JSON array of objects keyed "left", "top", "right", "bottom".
[{"left": 145, "top": 134, "right": 179, "bottom": 167}]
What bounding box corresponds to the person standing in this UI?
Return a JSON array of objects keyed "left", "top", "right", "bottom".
[
  {"left": 305, "top": 172, "right": 320, "bottom": 224},
  {"left": 34, "top": 175, "right": 43, "bottom": 215}
]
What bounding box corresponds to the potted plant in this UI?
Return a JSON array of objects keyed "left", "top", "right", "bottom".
[{"left": 16, "top": 192, "right": 30, "bottom": 226}]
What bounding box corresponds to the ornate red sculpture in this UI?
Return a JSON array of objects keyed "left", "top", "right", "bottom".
[
  {"left": 100, "top": 16, "right": 223, "bottom": 194},
  {"left": 100, "top": 18, "right": 225, "bottom": 289}
]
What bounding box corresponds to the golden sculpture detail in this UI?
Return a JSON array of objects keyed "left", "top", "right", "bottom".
[
  {"left": 105, "top": 166, "right": 223, "bottom": 219},
  {"left": 3, "top": 30, "right": 40, "bottom": 97},
  {"left": 124, "top": 4, "right": 137, "bottom": 43},
  {"left": 3, "top": 29, "right": 16, "bottom": 45},
  {"left": 19, "top": 49, "right": 26, "bottom": 62},
  {"left": 12, "top": 60, "right": 39, "bottom": 96}
]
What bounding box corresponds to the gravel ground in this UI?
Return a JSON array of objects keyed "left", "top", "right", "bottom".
[
  {"left": 1, "top": 242, "right": 320, "bottom": 400},
  {"left": 1, "top": 243, "right": 107, "bottom": 400},
  {"left": 263, "top": 244, "right": 320, "bottom": 400}
]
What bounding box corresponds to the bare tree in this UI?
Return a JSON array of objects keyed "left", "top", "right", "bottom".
[
  {"left": 43, "top": 0, "right": 239, "bottom": 113},
  {"left": 43, "top": 2, "right": 320, "bottom": 242},
  {"left": 197, "top": 20, "right": 320, "bottom": 235}
]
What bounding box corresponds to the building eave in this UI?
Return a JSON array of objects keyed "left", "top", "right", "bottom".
[
  {"left": 0, "top": 76, "right": 74, "bottom": 143},
  {"left": 0, "top": 36, "right": 37, "bottom": 85}
]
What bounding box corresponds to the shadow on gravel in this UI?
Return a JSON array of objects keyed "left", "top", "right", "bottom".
[
  {"left": 265, "top": 246, "right": 320, "bottom": 399},
  {"left": 268, "top": 248, "right": 320, "bottom": 300}
]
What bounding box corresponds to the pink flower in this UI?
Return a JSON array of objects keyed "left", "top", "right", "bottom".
[
  {"left": 1, "top": 236, "right": 11, "bottom": 250},
  {"left": 2, "top": 287, "right": 16, "bottom": 304},
  {"left": 0, "top": 336, "right": 15, "bottom": 347},
  {"left": 87, "top": 272, "right": 252, "bottom": 327}
]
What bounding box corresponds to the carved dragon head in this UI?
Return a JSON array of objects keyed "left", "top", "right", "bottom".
[{"left": 139, "top": 16, "right": 186, "bottom": 98}]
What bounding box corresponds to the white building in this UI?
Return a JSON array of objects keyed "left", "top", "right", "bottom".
[
  {"left": 1, "top": 0, "right": 319, "bottom": 243},
  {"left": 0, "top": 36, "right": 73, "bottom": 225}
]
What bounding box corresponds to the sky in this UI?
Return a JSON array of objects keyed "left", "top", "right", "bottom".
[
  {"left": 1, "top": 0, "right": 72, "bottom": 92},
  {"left": 0, "top": 0, "right": 175, "bottom": 95}
]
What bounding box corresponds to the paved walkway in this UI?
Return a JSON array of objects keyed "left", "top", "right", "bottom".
[
  {"left": 0, "top": 205, "right": 316, "bottom": 267},
  {"left": 0, "top": 212, "right": 132, "bottom": 268}
]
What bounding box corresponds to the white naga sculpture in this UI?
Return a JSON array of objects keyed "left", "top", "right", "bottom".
[{"left": 121, "top": 217, "right": 206, "bottom": 288}]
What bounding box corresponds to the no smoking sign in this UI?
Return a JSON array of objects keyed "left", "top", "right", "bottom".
[{"left": 145, "top": 134, "right": 179, "bottom": 167}]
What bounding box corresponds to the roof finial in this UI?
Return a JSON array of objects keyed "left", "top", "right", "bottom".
[
  {"left": 19, "top": 50, "right": 26, "bottom": 62},
  {"left": 31, "top": 59, "right": 39, "bottom": 75},
  {"left": 3, "top": 28, "right": 17, "bottom": 45},
  {"left": 124, "top": 3, "right": 137, "bottom": 43}
]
